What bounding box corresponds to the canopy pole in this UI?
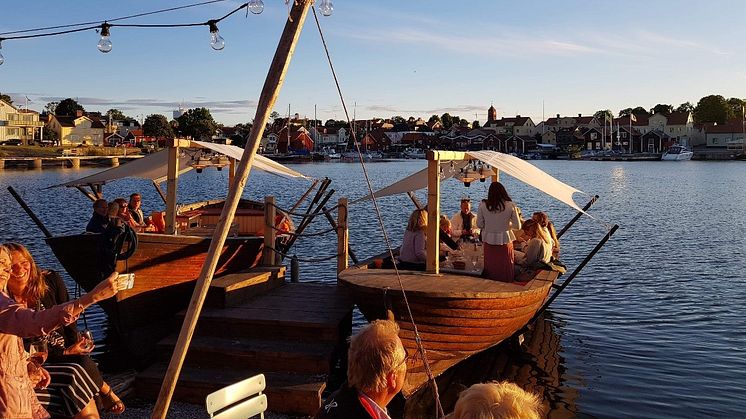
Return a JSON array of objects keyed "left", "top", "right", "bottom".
[
  {"left": 426, "top": 151, "right": 440, "bottom": 274},
  {"left": 152, "top": 180, "right": 167, "bottom": 205},
  {"left": 165, "top": 141, "right": 180, "bottom": 234},
  {"left": 557, "top": 195, "right": 598, "bottom": 239},
  {"left": 151, "top": 1, "right": 313, "bottom": 417},
  {"left": 74, "top": 186, "right": 97, "bottom": 202}
]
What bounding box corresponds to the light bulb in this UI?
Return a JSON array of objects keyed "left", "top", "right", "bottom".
[
  {"left": 208, "top": 21, "right": 225, "bottom": 51},
  {"left": 319, "top": 0, "right": 333, "bottom": 16},
  {"left": 0, "top": 41, "right": 4, "bottom": 66},
  {"left": 97, "top": 23, "right": 112, "bottom": 53},
  {"left": 248, "top": 0, "right": 264, "bottom": 14}
]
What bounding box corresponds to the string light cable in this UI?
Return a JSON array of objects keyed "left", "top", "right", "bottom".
[{"left": 0, "top": 0, "right": 330, "bottom": 64}]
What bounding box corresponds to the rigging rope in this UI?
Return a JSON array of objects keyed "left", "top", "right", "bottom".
[{"left": 311, "top": 6, "right": 445, "bottom": 418}]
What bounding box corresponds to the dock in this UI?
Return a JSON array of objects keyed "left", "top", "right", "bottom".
[
  {"left": 136, "top": 266, "right": 353, "bottom": 416},
  {"left": 0, "top": 155, "right": 143, "bottom": 169}
]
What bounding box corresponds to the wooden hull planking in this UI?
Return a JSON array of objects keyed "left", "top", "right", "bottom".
[{"left": 338, "top": 267, "right": 557, "bottom": 396}]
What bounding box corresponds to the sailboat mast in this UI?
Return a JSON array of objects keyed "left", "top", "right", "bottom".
[{"left": 152, "top": 1, "right": 314, "bottom": 417}]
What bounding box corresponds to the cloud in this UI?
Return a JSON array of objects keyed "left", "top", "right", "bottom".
[
  {"left": 365, "top": 104, "right": 485, "bottom": 117},
  {"left": 17, "top": 94, "right": 257, "bottom": 113}
]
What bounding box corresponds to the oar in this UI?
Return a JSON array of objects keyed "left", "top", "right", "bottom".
[{"left": 7, "top": 186, "right": 53, "bottom": 238}]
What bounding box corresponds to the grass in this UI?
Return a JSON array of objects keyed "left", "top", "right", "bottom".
[{"left": 0, "top": 145, "right": 142, "bottom": 158}]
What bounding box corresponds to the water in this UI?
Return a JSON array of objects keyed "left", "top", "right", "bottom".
[{"left": 1, "top": 159, "right": 745, "bottom": 417}]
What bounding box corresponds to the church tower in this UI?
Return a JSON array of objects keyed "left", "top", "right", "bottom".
[{"left": 487, "top": 104, "right": 497, "bottom": 122}]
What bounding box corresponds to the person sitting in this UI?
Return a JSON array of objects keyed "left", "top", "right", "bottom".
[
  {"left": 127, "top": 193, "right": 146, "bottom": 227},
  {"left": 531, "top": 211, "right": 559, "bottom": 252},
  {"left": 451, "top": 198, "right": 480, "bottom": 242},
  {"left": 0, "top": 244, "right": 123, "bottom": 419},
  {"left": 515, "top": 219, "right": 552, "bottom": 268},
  {"left": 5, "top": 243, "right": 125, "bottom": 417},
  {"left": 398, "top": 208, "right": 427, "bottom": 271},
  {"left": 477, "top": 182, "right": 521, "bottom": 282},
  {"left": 85, "top": 199, "right": 109, "bottom": 233},
  {"left": 114, "top": 198, "right": 139, "bottom": 230},
  {"left": 439, "top": 215, "right": 458, "bottom": 254},
  {"left": 314, "top": 319, "right": 408, "bottom": 419},
  {"left": 448, "top": 381, "right": 542, "bottom": 419}
]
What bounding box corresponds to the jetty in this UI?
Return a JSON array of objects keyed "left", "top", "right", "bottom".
[{"left": 0, "top": 154, "right": 143, "bottom": 169}]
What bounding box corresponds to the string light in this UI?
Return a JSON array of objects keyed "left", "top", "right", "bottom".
[
  {"left": 97, "top": 23, "right": 112, "bottom": 53},
  {"left": 318, "top": 0, "right": 333, "bottom": 16},
  {"left": 208, "top": 20, "right": 224, "bottom": 50},
  {"left": 248, "top": 0, "right": 264, "bottom": 14}
]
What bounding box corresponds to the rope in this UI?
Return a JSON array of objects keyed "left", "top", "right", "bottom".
[
  {"left": 312, "top": 7, "right": 445, "bottom": 418},
  {"left": 267, "top": 224, "right": 336, "bottom": 238},
  {"left": 268, "top": 201, "right": 341, "bottom": 218},
  {"left": 264, "top": 245, "right": 340, "bottom": 263}
]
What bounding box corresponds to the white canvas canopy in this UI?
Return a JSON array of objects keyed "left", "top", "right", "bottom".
[
  {"left": 54, "top": 141, "right": 308, "bottom": 188},
  {"left": 354, "top": 150, "right": 588, "bottom": 214}
]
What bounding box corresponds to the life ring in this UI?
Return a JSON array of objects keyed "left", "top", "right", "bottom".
[{"left": 114, "top": 224, "right": 138, "bottom": 261}]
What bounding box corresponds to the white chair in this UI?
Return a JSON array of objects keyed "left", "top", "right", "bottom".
[{"left": 206, "top": 374, "right": 267, "bottom": 419}]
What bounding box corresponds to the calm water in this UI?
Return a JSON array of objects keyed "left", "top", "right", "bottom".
[{"left": 1, "top": 159, "right": 744, "bottom": 418}]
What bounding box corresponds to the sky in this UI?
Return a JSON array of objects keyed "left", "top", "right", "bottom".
[{"left": 1, "top": 0, "right": 745, "bottom": 126}]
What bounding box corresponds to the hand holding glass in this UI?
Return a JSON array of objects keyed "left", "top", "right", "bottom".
[{"left": 29, "top": 341, "right": 48, "bottom": 365}]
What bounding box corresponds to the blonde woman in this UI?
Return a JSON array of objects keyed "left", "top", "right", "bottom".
[
  {"left": 515, "top": 220, "right": 552, "bottom": 267},
  {"left": 448, "top": 381, "right": 542, "bottom": 419},
  {"left": 0, "top": 244, "right": 122, "bottom": 419},
  {"left": 398, "top": 208, "right": 428, "bottom": 271},
  {"left": 6, "top": 243, "right": 125, "bottom": 416}
]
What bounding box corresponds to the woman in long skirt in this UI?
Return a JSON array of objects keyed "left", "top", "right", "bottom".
[{"left": 477, "top": 182, "right": 522, "bottom": 282}]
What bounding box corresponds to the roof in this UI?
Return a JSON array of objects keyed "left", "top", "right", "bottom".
[
  {"left": 706, "top": 120, "right": 745, "bottom": 134},
  {"left": 666, "top": 111, "right": 691, "bottom": 125}
]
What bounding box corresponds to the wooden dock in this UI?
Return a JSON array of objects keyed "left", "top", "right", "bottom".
[
  {"left": 0, "top": 155, "right": 142, "bottom": 169},
  {"left": 136, "top": 267, "right": 353, "bottom": 416}
]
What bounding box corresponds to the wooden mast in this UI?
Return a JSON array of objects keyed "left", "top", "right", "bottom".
[
  {"left": 151, "top": 1, "right": 313, "bottom": 417},
  {"left": 425, "top": 150, "right": 441, "bottom": 274}
]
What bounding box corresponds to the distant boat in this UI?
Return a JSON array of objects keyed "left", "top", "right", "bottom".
[
  {"left": 661, "top": 145, "right": 693, "bottom": 161},
  {"left": 402, "top": 148, "right": 426, "bottom": 159}
]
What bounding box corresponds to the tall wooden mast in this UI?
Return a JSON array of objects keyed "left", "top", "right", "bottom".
[{"left": 151, "top": 1, "right": 314, "bottom": 417}]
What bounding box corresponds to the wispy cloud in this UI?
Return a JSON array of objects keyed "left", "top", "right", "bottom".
[{"left": 365, "top": 104, "right": 485, "bottom": 117}]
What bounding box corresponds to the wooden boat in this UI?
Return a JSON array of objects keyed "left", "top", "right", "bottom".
[
  {"left": 338, "top": 149, "right": 604, "bottom": 396},
  {"left": 42, "top": 141, "right": 310, "bottom": 362}
]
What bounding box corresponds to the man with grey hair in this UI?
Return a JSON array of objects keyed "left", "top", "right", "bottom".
[
  {"left": 85, "top": 198, "right": 109, "bottom": 233},
  {"left": 314, "top": 319, "right": 408, "bottom": 419}
]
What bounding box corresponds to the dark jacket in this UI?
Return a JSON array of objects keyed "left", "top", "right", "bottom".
[
  {"left": 36, "top": 271, "right": 79, "bottom": 357},
  {"left": 86, "top": 212, "right": 109, "bottom": 233},
  {"left": 313, "top": 383, "right": 374, "bottom": 419}
]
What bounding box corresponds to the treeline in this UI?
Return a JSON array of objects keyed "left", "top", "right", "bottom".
[{"left": 593, "top": 95, "right": 745, "bottom": 125}]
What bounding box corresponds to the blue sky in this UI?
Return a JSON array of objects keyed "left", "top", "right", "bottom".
[{"left": 1, "top": 0, "right": 745, "bottom": 126}]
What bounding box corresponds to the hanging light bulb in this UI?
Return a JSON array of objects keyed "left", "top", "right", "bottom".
[
  {"left": 318, "top": 0, "right": 334, "bottom": 16},
  {"left": 97, "top": 23, "right": 113, "bottom": 53},
  {"left": 0, "top": 40, "right": 4, "bottom": 66},
  {"left": 248, "top": 0, "right": 264, "bottom": 14},
  {"left": 208, "top": 21, "right": 225, "bottom": 50}
]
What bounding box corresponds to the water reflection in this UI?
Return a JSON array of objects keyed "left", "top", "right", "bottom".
[{"left": 395, "top": 313, "right": 578, "bottom": 419}]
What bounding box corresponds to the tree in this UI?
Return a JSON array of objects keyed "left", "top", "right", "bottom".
[
  {"left": 269, "top": 111, "right": 280, "bottom": 122},
  {"left": 693, "top": 95, "right": 732, "bottom": 124},
  {"left": 650, "top": 104, "right": 673, "bottom": 115},
  {"left": 106, "top": 108, "right": 128, "bottom": 121},
  {"left": 45, "top": 101, "right": 59, "bottom": 114},
  {"left": 0, "top": 93, "right": 12, "bottom": 105},
  {"left": 391, "top": 115, "right": 406, "bottom": 124},
  {"left": 441, "top": 113, "right": 454, "bottom": 129},
  {"left": 594, "top": 110, "right": 613, "bottom": 122},
  {"left": 43, "top": 126, "right": 59, "bottom": 145},
  {"left": 175, "top": 107, "right": 217, "bottom": 140},
  {"left": 618, "top": 106, "right": 648, "bottom": 118},
  {"left": 55, "top": 98, "right": 85, "bottom": 116},
  {"left": 428, "top": 114, "right": 441, "bottom": 125},
  {"left": 472, "top": 120, "right": 481, "bottom": 129},
  {"left": 675, "top": 102, "right": 694, "bottom": 113},
  {"left": 143, "top": 114, "right": 175, "bottom": 139},
  {"left": 726, "top": 97, "right": 745, "bottom": 119}
]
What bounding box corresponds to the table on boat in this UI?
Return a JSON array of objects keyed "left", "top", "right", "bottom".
[{"left": 441, "top": 242, "right": 484, "bottom": 275}]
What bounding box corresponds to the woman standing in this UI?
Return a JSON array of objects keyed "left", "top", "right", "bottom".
[
  {"left": 0, "top": 244, "right": 121, "bottom": 418},
  {"left": 477, "top": 182, "right": 522, "bottom": 282},
  {"left": 6, "top": 243, "right": 125, "bottom": 417}
]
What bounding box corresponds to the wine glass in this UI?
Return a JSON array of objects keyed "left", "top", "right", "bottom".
[
  {"left": 471, "top": 255, "right": 479, "bottom": 271},
  {"left": 29, "top": 340, "right": 48, "bottom": 365},
  {"left": 80, "top": 329, "right": 94, "bottom": 351}
]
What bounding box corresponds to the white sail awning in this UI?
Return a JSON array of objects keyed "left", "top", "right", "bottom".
[
  {"left": 54, "top": 142, "right": 308, "bottom": 188},
  {"left": 354, "top": 150, "right": 588, "bottom": 214}
]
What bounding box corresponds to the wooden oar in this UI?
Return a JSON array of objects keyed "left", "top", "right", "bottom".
[{"left": 7, "top": 186, "right": 52, "bottom": 238}]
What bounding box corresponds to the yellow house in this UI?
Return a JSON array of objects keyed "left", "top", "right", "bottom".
[
  {"left": 47, "top": 113, "right": 105, "bottom": 146},
  {"left": 0, "top": 99, "right": 45, "bottom": 145}
]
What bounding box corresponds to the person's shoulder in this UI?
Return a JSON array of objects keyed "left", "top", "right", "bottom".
[{"left": 43, "top": 270, "right": 65, "bottom": 287}]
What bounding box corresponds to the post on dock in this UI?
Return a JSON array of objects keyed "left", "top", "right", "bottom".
[
  {"left": 70, "top": 158, "right": 80, "bottom": 168},
  {"left": 337, "top": 198, "right": 349, "bottom": 275},
  {"left": 28, "top": 158, "right": 42, "bottom": 169},
  {"left": 0, "top": 159, "right": 4, "bottom": 170},
  {"left": 109, "top": 157, "right": 120, "bottom": 167},
  {"left": 263, "top": 196, "right": 277, "bottom": 266},
  {"left": 426, "top": 151, "right": 441, "bottom": 274},
  {"left": 165, "top": 139, "right": 184, "bottom": 235}
]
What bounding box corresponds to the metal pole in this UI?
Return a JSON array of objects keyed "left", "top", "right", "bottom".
[
  {"left": 556, "top": 195, "right": 599, "bottom": 239},
  {"left": 151, "top": 2, "right": 313, "bottom": 417}
]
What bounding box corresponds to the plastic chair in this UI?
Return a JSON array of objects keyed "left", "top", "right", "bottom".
[{"left": 206, "top": 374, "right": 267, "bottom": 419}]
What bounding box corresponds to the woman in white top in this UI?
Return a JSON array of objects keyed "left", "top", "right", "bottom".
[{"left": 477, "top": 182, "right": 521, "bottom": 282}]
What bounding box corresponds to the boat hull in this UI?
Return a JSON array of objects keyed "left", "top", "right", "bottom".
[
  {"left": 46, "top": 232, "right": 263, "bottom": 362},
  {"left": 338, "top": 267, "right": 557, "bottom": 396},
  {"left": 661, "top": 152, "right": 693, "bottom": 161}
]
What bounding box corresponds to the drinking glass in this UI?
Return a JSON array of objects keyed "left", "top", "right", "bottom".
[
  {"left": 29, "top": 341, "right": 48, "bottom": 365},
  {"left": 80, "top": 329, "right": 94, "bottom": 351},
  {"left": 471, "top": 255, "right": 479, "bottom": 271}
]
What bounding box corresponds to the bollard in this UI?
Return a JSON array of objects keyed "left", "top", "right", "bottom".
[
  {"left": 71, "top": 158, "right": 80, "bottom": 168},
  {"left": 29, "top": 158, "right": 42, "bottom": 169},
  {"left": 291, "top": 255, "right": 299, "bottom": 283},
  {"left": 109, "top": 157, "right": 120, "bottom": 167},
  {"left": 0, "top": 159, "right": 4, "bottom": 170}
]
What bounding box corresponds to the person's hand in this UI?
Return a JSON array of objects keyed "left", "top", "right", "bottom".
[
  {"left": 27, "top": 362, "right": 51, "bottom": 389},
  {"left": 37, "top": 367, "right": 51, "bottom": 389},
  {"left": 64, "top": 337, "right": 94, "bottom": 355},
  {"left": 87, "top": 271, "right": 121, "bottom": 304}
]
